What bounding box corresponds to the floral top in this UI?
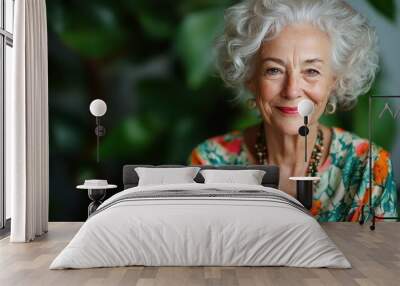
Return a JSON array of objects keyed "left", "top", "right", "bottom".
[{"left": 188, "top": 126, "right": 398, "bottom": 222}]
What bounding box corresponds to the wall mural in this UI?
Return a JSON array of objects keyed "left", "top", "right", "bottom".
[{"left": 47, "top": 0, "right": 399, "bottom": 221}]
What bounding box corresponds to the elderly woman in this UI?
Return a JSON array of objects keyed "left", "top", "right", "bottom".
[{"left": 188, "top": 0, "right": 398, "bottom": 222}]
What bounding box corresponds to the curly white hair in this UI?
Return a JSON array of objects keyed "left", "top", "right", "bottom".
[{"left": 215, "top": 0, "right": 380, "bottom": 110}]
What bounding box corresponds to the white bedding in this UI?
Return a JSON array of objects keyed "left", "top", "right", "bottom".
[{"left": 50, "top": 183, "right": 351, "bottom": 269}]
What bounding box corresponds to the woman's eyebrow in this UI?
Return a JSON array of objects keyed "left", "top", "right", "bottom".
[
  {"left": 261, "top": 57, "right": 324, "bottom": 65},
  {"left": 304, "top": 58, "right": 324, "bottom": 64},
  {"left": 261, "top": 57, "right": 285, "bottom": 65}
]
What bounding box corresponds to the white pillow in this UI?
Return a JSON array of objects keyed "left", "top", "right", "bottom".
[
  {"left": 135, "top": 167, "right": 201, "bottom": 186},
  {"left": 200, "top": 169, "right": 266, "bottom": 185}
]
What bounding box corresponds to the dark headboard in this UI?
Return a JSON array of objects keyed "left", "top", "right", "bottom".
[{"left": 123, "top": 165, "right": 280, "bottom": 189}]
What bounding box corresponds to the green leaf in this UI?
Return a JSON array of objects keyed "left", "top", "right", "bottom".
[
  {"left": 56, "top": 3, "right": 127, "bottom": 59},
  {"left": 62, "top": 29, "right": 125, "bottom": 59},
  {"left": 366, "top": 0, "right": 396, "bottom": 22},
  {"left": 137, "top": 11, "right": 175, "bottom": 40},
  {"left": 178, "top": 0, "right": 233, "bottom": 14},
  {"left": 52, "top": 119, "right": 83, "bottom": 153},
  {"left": 319, "top": 113, "right": 342, "bottom": 129},
  {"left": 164, "top": 117, "right": 197, "bottom": 163},
  {"left": 119, "top": 0, "right": 178, "bottom": 40},
  {"left": 175, "top": 8, "right": 225, "bottom": 89},
  {"left": 99, "top": 117, "right": 156, "bottom": 159},
  {"left": 352, "top": 95, "right": 370, "bottom": 139},
  {"left": 231, "top": 105, "right": 260, "bottom": 131}
]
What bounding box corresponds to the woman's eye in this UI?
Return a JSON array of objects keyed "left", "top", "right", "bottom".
[
  {"left": 264, "top": 68, "right": 282, "bottom": 76},
  {"left": 305, "top": 69, "right": 320, "bottom": 76}
]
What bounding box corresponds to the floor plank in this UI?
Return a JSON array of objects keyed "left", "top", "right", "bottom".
[{"left": 0, "top": 222, "right": 399, "bottom": 286}]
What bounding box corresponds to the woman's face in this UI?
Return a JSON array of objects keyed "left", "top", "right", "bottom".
[{"left": 248, "top": 23, "right": 337, "bottom": 135}]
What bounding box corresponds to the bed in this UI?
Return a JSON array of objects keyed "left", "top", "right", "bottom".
[{"left": 50, "top": 165, "right": 351, "bottom": 269}]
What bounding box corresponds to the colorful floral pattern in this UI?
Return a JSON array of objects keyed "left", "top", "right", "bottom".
[{"left": 188, "top": 126, "right": 398, "bottom": 222}]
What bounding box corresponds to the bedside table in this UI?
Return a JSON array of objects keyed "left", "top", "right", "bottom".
[
  {"left": 77, "top": 183, "right": 117, "bottom": 217},
  {"left": 289, "top": 176, "right": 320, "bottom": 210}
]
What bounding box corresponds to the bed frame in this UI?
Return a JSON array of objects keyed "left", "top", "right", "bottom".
[{"left": 123, "top": 165, "right": 280, "bottom": 190}]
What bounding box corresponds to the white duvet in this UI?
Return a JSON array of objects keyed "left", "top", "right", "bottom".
[{"left": 50, "top": 183, "right": 351, "bottom": 269}]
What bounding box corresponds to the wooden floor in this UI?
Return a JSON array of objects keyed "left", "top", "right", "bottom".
[{"left": 0, "top": 222, "right": 399, "bottom": 286}]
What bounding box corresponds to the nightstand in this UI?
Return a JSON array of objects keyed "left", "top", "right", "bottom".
[
  {"left": 289, "top": 176, "right": 320, "bottom": 210},
  {"left": 77, "top": 181, "right": 117, "bottom": 217}
]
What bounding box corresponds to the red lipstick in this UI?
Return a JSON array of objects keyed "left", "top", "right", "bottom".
[{"left": 276, "top": 106, "right": 298, "bottom": 115}]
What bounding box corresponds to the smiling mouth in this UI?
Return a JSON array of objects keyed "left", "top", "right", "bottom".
[{"left": 276, "top": 106, "right": 298, "bottom": 115}]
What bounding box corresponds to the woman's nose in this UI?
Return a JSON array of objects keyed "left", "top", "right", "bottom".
[{"left": 283, "top": 72, "right": 302, "bottom": 99}]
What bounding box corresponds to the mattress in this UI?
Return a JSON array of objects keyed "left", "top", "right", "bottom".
[{"left": 50, "top": 183, "right": 351, "bottom": 269}]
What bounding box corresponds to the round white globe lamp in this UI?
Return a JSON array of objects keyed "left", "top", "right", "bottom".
[{"left": 90, "top": 99, "right": 107, "bottom": 117}]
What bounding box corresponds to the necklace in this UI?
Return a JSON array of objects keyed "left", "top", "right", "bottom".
[{"left": 254, "top": 123, "right": 324, "bottom": 177}]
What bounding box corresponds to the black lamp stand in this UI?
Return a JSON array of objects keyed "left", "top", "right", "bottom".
[
  {"left": 298, "top": 116, "right": 310, "bottom": 163},
  {"left": 95, "top": 117, "right": 106, "bottom": 163}
]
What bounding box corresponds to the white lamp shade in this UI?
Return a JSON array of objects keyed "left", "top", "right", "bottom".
[
  {"left": 89, "top": 99, "right": 107, "bottom": 117},
  {"left": 297, "top": 99, "right": 314, "bottom": 117}
]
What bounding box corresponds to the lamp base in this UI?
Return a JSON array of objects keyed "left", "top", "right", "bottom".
[{"left": 87, "top": 189, "right": 106, "bottom": 216}]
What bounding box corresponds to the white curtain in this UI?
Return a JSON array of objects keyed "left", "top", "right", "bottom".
[{"left": 6, "top": 0, "right": 49, "bottom": 242}]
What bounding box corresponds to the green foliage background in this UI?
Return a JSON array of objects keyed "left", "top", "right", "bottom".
[{"left": 47, "top": 0, "right": 397, "bottom": 221}]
